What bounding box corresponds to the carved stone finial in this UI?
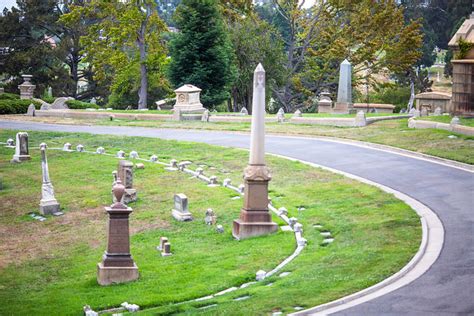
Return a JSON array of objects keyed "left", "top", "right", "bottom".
[
  {"left": 39, "top": 142, "right": 47, "bottom": 150},
  {"left": 112, "top": 179, "right": 126, "bottom": 208}
]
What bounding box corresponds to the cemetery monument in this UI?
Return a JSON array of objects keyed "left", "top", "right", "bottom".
[
  {"left": 232, "top": 63, "right": 278, "bottom": 239},
  {"left": 97, "top": 180, "right": 139, "bottom": 285}
]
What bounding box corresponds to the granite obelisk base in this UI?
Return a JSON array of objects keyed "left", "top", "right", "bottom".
[{"left": 232, "top": 165, "right": 278, "bottom": 240}]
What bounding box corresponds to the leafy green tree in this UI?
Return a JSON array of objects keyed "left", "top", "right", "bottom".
[
  {"left": 229, "top": 17, "right": 286, "bottom": 112},
  {"left": 0, "top": 0, "right": 63, "bottom": 96},
  {"left": 168, "top": 0, "right": 236, "bottom": 109},
  {"left": 269, "top": 0, "right": 423, "bottom": 111},
  {"left": 63, "top": 0, "right": 169, "bottom": 109}
]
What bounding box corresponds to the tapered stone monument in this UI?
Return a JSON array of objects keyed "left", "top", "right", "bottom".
[
  {"left": 11, "top": 132, "right": 30, "bottom": 163},
  {"left": 97, "top": 180, "right": 139, "bottom": 286},
  {"left": 333, "top": 59, "right": 354, "bottom": 114},
  {"left": 39, "top": 143, "right": 61, "bottom": 215},
  {"left": 232, "top": 64, "right": 278, "bottom": 240}
]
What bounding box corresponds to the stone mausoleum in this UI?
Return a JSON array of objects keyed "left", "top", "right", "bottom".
[{"left": 448, "top": 12, "right": 474, "bottom": 116}]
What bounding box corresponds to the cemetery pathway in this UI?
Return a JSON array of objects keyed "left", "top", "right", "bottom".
[{"left": 1, "top": 120, "right": 473, "bottom": 315}]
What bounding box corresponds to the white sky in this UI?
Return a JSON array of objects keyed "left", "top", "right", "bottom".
[{"left": 0, "top": 0, "right": 17, "bottom": 11}]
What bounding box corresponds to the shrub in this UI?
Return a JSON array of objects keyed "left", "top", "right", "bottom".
[
  {"left": 0, "top": 93, "right": 20, "bottom": 100},
  {"left": 41, "top": 96, "right": 55, "bottom": 104},
  {"left": 66, "top": 100, "right": 99, "bottom": 109},
  {"left": 0, "top": 99, "right": 41, "bottom": 114}
]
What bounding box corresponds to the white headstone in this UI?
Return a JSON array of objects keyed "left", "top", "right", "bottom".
[
  {"left": 39, "top": 143, "right": 60, "bottom": 215},
  {"left": 240, "top": 107, "right": 248, "bottom": 115},
  {"left": 11, "top": 132, "right": 30, "bottom": 163}
]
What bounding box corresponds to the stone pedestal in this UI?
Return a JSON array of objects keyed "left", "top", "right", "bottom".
[
  {"left": 332, "top": 102, "right": 354, "bottom": 114},
  {"left": 317, "top": 91, "right": 333, "bottom": 113},
  {"left": 18, "top": 75, "right": 36, "bottom": 100},
  {"left": 97, "top": 181, "right": 138, "bottom": 286},
  {"left": 233, "top": 165, "right": 278, "bottom": 240}
]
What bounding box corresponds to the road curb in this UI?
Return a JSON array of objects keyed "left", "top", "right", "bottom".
[{"left": 270, "top": 153, "right": 444, "bottom": 316}]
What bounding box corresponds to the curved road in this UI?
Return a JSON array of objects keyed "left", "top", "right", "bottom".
[{"left": 1, "top": 120, "right": 473, "bottom": 315}]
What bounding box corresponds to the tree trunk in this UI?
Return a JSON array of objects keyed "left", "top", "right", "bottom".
[{"left": 137, "top": 7, "right": 150, "bottom": 110}]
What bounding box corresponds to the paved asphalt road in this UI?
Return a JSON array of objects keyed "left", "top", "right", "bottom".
[{"left": 1, "top": 120, "right": 473, "bottom": 315}]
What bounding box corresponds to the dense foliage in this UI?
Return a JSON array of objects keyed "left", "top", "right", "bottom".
[
  {"left": 66, "top": 99, "right": 99, "bottom": 109},
  {"left": 167, "top": 0, "right": 236, "bottom": 109},
  {"left": 0, "top": 98, "right": 40, "bottom": 114}
]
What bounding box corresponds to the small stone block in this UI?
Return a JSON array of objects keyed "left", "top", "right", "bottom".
[
  {"left": 322, "top": 238, "right": 334, "bottom": 244},
  {"left": 256, "top": 270, "right": 266, "bottom": 281},
  {"left": 280, "top": 225, "right": 293, "bottom": 232},
  {"left": 135, "top": 163, "right": 145, "bottom": 169},
  {"left": 279, "top": 272, "right": 291, "bottom": 277},
  {"left": 52, "top": 211, "right": 64, "bottom": 216},
  {"left": 320, "top": 231, "right": 331, "bottom": 237}
]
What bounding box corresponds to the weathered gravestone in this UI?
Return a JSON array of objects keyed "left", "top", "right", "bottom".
[
  {"left": 293, "top": 109, "right": 302, "bottom": 117},
  {"left": 434, "top": 107, "right": 442, "bottom": 116},
  {"left": 276, "top": 108, "right": 285, "bottom": 123},
  {"left": 26, "top": 104, "right": 35, "bottom": 116},
  {"left": 117, "top": 160, "right": 137, "bottom": 203},
  {"left": 205, "top": 208, "right": 217, "bottom": 225},
  {"left": 171, "top": 193, "right": 193, "bottom": 221},
  {"left": 240, "top": 107, "right": 249, "bottom": 115},
  {"left": 11, "top": 132, "right": 31, "bottom": 163},
  {"left": 97, "top": 180, "right": 139, "bottom": 285},
  {"left": 39, "top": 143, "right": 61, "bottom": 215}
]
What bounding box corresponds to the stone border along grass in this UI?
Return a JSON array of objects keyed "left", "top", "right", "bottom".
[
  {"left": 269, "top": 154, "right": 444, "bottom": 316},
  {"left": 1, "top": 140, "right": 311, "bottom": 314},
  {"left": 408, "top": 117, "right": 474, "bottom": 136},
  {"left": 30, "top": 109, "right": 412, "bottom": 127}
]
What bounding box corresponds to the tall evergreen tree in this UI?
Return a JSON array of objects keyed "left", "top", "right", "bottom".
[{"left": 168, "top": 0, "right": 235, "bottom": 109}]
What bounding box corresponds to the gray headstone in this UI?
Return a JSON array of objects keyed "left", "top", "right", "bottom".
[
  {"left": 172, "top": 193, "right": 193, "bottom": 221},
  {"left": 336, "top": 59, "right": 352, "bottom": 104},
  {"left": 26, "top": 104, "right": 35, "bottom": 116},
  {"left": 240, "top": 107, "right": 248, "bottom": 115}
]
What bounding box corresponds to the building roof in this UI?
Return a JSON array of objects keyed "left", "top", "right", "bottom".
[{"left": 448, "top": 13, "right": 474, "bottom": 47}]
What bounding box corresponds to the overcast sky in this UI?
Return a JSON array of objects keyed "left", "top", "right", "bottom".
[{"left": 0, "top": 0, "right": 16, "bottom": 11}]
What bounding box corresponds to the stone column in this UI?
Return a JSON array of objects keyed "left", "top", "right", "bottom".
[
  {"left": 11, "top": 132, "right": 31, "bottom": 163},
  {"left": 18, "top": 75, "right": 36, "bottom": 99},
  {"left": 232, "top": 63, "right": 278, "bottom": 240},
  {"left": 333, "top": 59, "right": 354, "bottom": 114},
  {"left": 39, "top": 143, "right": 61, "bottom": 215},
  {"left": 97, "top": 180, "right": 139, "bottom": 286}
]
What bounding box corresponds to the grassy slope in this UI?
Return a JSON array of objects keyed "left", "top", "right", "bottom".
[
  {"left": 5, "top": 116, "right": 473, "bottom": 164},
  {"left": 0, "top": 130, "right": 420, "bottom": 315},
  {"left": 415, "top": 115, "right": 474, "bottom": 127}
]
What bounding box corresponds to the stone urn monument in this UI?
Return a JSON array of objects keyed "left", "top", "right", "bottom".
[
  {"left": 97, "top": 180, "right": 139, "bottom": 286},
  {"left": 18, "top": 75, "right": 36, "bottom": 100},
  {"left": 173, "top": 84, "right": 205, "bottom": 113}
]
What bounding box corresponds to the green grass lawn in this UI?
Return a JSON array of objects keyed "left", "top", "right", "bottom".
[
  {"left": 0, "top": 130, "right": 421, "bottom": 315},
  {"left": 415, "top": 115, "right": 474, "bottom": 127}
]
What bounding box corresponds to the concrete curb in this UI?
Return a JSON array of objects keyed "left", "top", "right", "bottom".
[{"left": 269, "top": 153, "right": 444, "bottom": 316}]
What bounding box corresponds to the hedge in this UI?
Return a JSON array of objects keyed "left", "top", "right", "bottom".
[
  {"left": 66, "top": 100, "right": 99, "bottom": 109},
  {"left": 0, "top": 99, "right": 41, "bottom": 115},
  {"left": 0, "top": 93, "right": 20, "bottom": 100}
]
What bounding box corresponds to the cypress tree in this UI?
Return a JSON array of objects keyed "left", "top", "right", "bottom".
[{"left": 168, "top": 0, "right": 235, "bottom": 109}]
